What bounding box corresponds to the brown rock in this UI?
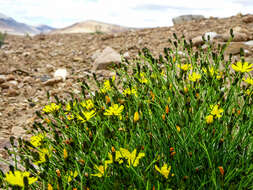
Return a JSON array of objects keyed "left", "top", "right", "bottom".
[
  {"left": 7, "top": 88, "right": 20, "bottom": 97},
  {"left": 221, "top": 32, "right": 249, "bottom": 42},
  {"left": 0, "top": 81, "right": 18, "bottom": 89},
  {"left": 6, "top": 74, "right": 15, "bottom": 81},
  {"left": 23, "top": 76, "right": 33, "bottom": 83},
  {"left": 224, "top": 42, "right": 249, "bottom": 55},
  {"left": 43, "top": 76, "right": 63, "bottom": 86},
  {"left": 192, "top": 36, "right": 204, "bottom": 46},
  {"left": 242, "top": 15, "right": 253, "bottom": 23},
  {"left": 73, "top": 57, "right": 84, "bottom": 62}
]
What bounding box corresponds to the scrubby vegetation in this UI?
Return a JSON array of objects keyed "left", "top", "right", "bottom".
[
  {"left": 0, "top": 32, "right": 6, "bottom": 48},
  {"left": 0, "top": 30, "right": 252, "bottom": 189}
]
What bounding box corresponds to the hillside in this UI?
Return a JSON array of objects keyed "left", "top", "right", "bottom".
[
  {"left": 50, "top": 20, "right": 134, "bottom": 34},
  {"left": 0, "top": 14, "right": 253, "bottom": 171}
]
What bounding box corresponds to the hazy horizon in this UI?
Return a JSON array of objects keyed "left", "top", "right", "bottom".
[{"left": 0, "top": 0, "right": 252, "bottom": 28}]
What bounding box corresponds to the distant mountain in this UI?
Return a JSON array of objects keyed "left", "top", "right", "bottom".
[
  {"left": 35, "top": 25, "right": 56, "bottom": 33},
  {"left": 50, "top": 20, "right": 134, "bottom": 34},
  {"left": 0, "top": 13, "right": 54, "bottom": 35}
]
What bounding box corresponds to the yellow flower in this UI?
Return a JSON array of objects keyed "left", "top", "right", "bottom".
[
  {"left": 48, "top": 183, "right": 53, "bottom": 190},
  {"left": 245, "top": 89, "right": 253, "bottom": 95},
  {"left": 34, "top": 148, "right": 51, "bottom": 165},
  {"left": 202, "top": 66, "right": 222, "bottom": 79},
  {"left": 4, "top": 171, "right": 37, "bottom": 187},
  {"left": 42, "top": 103, "right": 60, "bottom": 113},
  {"left": 177, "top": 64, "right": 192, "bottom": 71},
  {"left": 210, "top": 104, "right": 224, "bottom": 118},
  {"left": 91, "top": 165, "right": 107, "bottom": 177},
  {"left": 243, "top": 77, "right": 253, "bottom": 85},
  {"left": 139, "top": 72, "right": 148, "bottom": 84},
  {"left": 63, "top": 148, "right": 68, "bottom": 159},
  {"left": 65, "top": 103, "right": 71, "bottom": 112},
  {"left": 155, "top": 164, "right": 171, "bottom": 179},
  {"left": 206, "top": 115, "right": 214, "bottom": 124},
  {"left": 216, "top": 71, "right": 223, "bottom": 79},
  {"left": 188, "top": 72, "right": 201, "bottom": 82},
  {"left": 123, "top": 88, "right": 138, "bottom": 97},
  {"left": 100, "top": 77, "right": 115, "bottom": 93},
  {"left": 76, "top": 110, "right": 96, "bottom": 123},
  {"left": 81, "top": 99, "right": 94, "bottom": 110},
  {"left": 66, "top": 114, "right": 74, "bottom": 120},
  {"left": 104, "top": 104, "right": 124, "bottom": 116},
  {"left": 231, "top": 61, "right": 253, "bottom": 73},
  {"left": 30, "top": 134, "right": 44, "bottom": 147},
  {"left": 176, "top": 125, "right": 181, "bottom": 132},
  {"left": 67, "top": 171, "right": 78, "bottom": 182},
  {"left": 133, "top": 112, "right": 139, "bottom": 122},
  {"left": 116, "top": 148, "right": 145, "bottom": 167},
  {"left": 104, "top": 153, "right": 113, "bottom": 167}
]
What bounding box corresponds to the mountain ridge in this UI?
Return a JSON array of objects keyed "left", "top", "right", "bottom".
[{"left": 0, "top": 12, "right": 54, "bottom": 35}]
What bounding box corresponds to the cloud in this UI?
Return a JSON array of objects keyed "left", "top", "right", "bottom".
[{"left": 0, "top": 0, "right": 252, "bottom": 28}]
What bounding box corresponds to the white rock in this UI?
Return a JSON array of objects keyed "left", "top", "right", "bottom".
[
  {"left": 123, "top": 52, "right": 130, "bottom": 58},
  {"left": 54, "top": 68, "right": 67, "bottom": 81},
  {"left": 92, "top": 47, "right": 121, "bottom": 71},
  {"left": 204, "top": 32, "right": 218, "bottom": 41},
  {"left": 0, "top": 75, "right": 6, "bottom": 84},
  {"left": 244, "top": 40, "right": 253, "bottom": 46}
]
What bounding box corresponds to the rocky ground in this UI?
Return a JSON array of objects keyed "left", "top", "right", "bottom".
[{"left": 0, "top": 14, "right": 253, "bottom": 171}]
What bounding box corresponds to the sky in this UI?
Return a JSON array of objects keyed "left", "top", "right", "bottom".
[{"left": 0, "top": 0, "right": 252, "bottom": 28}]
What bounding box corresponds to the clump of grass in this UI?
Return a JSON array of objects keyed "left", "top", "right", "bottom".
[
  {"left": 0, "top": 30, "right": 253, "bottom": 189},
  {"left": 0, "top": 32, "right": 6, "bottom": 48}
]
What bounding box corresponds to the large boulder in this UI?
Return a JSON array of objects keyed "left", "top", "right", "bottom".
[
  {"left": 172, "top": 15, "right": 205, "bottom": 25},
  {"left": 91, "top": 47, "right": 121, "bottom": 71}
]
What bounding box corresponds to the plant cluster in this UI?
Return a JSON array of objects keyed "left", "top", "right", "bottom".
[
  {"left": 0, "top": 30, "right": 252, "bottom": 189},
  {"left": 0, "top": 32, "right": 6, "bottom": 48}
]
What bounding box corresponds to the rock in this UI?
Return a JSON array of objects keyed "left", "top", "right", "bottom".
[
  {"left": 204, "top": 32, "right": 219, "bottom": 41},
  {"left": 92, "top": 47, "right": 121, "bottom": 70},
  {"left": 123, "top": 52, "right": 130, "bottom": 59},
  {"left": 43, "top": 76, "right": 63, "bottom": 86},
  {"left": 172, "top": 15, "right": 205, "bottom": 25},
  {"left": 72, "top": 57, "right": 84, "bottom": 62},
  {"left": 23, "top": 76, "right": 33, "bottom": 83},
  {"left": 91, "top": 49, "right": 102, "bottom": 61},
  {"left": 0, "top": 82, "right": 13, "bottom": 89},
  {"left": 24, "top": 86, "right": 36, "bottom": 97},
  {"left": 6, "top": 74, "right": 15, "bottom": 81},
  {"left": 11, "top": 126, "right": 26, "bottom": 137},
  {"left": 0, "top": 75, "right": 6, "bottom": 84},
  {"left": 244, "top": 49, "right": 251, "bottom": 57},
  {"left": 54, "top": 68, "right": 67, "bottom": 81},
  {"left": 22, "top": 52, "right": 30, "bottom": 57},
  {"left": 40, "top": 75, "right": 51, "bottom": 82},
  {"left": 96, "top": 70, "right": 116, "bottom": 77},
  {"left": 192, "top": 36, "right": 204, "bottom": 46},
  {"left": 224, "top": 42, "right": 249, "bottom": 55},
  {"left": 244, "top": 40, "right": 253, "bottom": 46},
  {"left": 8, "top": 80, "right": 18, "bottom": 88},
  {"left": 242, "top": 15, "right": 253, "bottom": 23},
  {"left": 46, "top": 64, "right": 55, "bottom": 72},
  {"left": 7, "top": 88, "right": 20, "bottom": 97},
  {"left": 221, "top": 32, "right": 249, "bottom": 42}
]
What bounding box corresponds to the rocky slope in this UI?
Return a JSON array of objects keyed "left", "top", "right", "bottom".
[{"left": 0, "top": 14, "right": 253, "bottom": 171}]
